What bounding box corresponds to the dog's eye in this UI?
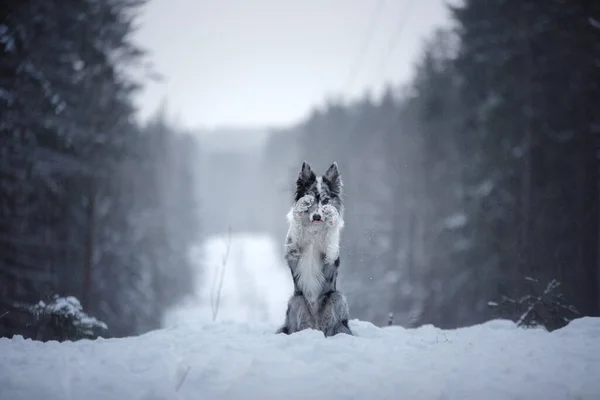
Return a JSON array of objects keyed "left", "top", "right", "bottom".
[{"left": 322, "top": 198, "right": 329, "bottom": 205}]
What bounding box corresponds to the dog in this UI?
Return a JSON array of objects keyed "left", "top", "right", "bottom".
[{"left": 276, "top": 161, "right": 353, "bottom": 337}]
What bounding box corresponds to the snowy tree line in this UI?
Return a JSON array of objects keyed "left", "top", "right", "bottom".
[
  {"left": 0, "top": 0, "right": 201, "bottom": 339},
  {"left": 261, "top": 0, "right": 600, "bottom": 329}
]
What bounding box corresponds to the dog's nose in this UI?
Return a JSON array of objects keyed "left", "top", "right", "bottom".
[{"left": 312, "top": 214, "right": 322, "bottom": 221}]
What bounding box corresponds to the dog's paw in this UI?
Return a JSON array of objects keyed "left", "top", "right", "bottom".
[
  {"left": 322, "top": 204, "right": 339, "bottom": 226},
  {"left": 294, "top": 195, "right": 315, "bottom": 214}
]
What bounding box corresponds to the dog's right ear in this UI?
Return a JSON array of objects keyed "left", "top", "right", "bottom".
[
  {"left": 294, "top": 161, "right": 315, "bottom": 201},
  {"left": 297, "top": 161, "right": 316, "bottom": 184}
]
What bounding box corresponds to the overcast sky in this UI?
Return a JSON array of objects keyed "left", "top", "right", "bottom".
[{"left": 133, "top": 0, "right": 452, "bottom": 129}]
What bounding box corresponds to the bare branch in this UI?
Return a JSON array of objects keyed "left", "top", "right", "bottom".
[
  {"left": 175, "top": 365, "right": 191, "bottom": 392},
  {"left": 211, "top": 227, "right": 232, "bottom": 322}
]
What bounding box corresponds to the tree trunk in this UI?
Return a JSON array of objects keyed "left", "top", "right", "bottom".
[
  {"left": 518, "top": 16, "right": 534, "bottom": 286},
  {"left": 83, "top": 188, "right": 96, "bottom": 311},
  {"left": 579, "top": 118, "right": 600, "bottom": 316}
]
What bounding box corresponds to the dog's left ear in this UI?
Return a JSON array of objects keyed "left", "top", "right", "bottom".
[
  {"left": 324, "top": 162, "right": 342, "bottom": 193},
  {"left": 298, "top": 161, "right": 316, "bottom": 183}
]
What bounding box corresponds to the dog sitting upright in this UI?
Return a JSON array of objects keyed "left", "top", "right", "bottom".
[{"left": 276, "top": 161, "right": 353, "bottom": 337}]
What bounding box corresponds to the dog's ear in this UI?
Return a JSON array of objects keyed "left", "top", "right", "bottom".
[
  {"left": 297, "top": 161, "right": 316, "bottom": 185},
  {"left": 324, "top": 162, "right": 342, "bottom": 194}
]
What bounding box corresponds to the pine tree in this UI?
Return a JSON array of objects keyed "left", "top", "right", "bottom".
[
  {"left": 451, "top": 0, "right": 600, "bottom": 317},
  {"left": 1, "top": 0, "right": 203, "bottom": 339}
]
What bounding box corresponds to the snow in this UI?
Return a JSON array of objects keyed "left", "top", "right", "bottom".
[
  {"left": 0, "top": 88, "right": 14, "bottom": 104},
  {"left": 0, "top": 24, "right": 15, "bottom": 53},
  {"left": 474, "top": 179, "right": 494, "bottom": 197},
  {"left": 442, "top": 212, "right": 467, "bottom": 230},
  {"left": 2, "top": 234, "right": 599, "bottom": 399},
  {"left": 1, "top": 317, "right": 600, "bottom": 399},
  {"left": 162, "top": 233, "right": 293, "bottom": 328}
]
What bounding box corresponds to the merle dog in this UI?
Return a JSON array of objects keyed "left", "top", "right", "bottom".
[{"left": 276, "top": 161, "right": 353, "bottom": 337}]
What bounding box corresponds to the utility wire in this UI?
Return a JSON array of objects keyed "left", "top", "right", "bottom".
[
  {"left": 342, "top": 0, "right": 388, "bottom": 92},
  {"left": 340, "top": 0, "right": 418, "bottom": 137},
  {"left": 374, "top": 0, "right": 417, "bottom": 80},
  {"left": 367, "top": 0, "right": 418, "bottom": 137}
]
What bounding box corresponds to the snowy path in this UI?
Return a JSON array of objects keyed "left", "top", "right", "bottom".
[
  {"left": 162, "top": 233, "right": 293, "bottom": 328},
  {"left": 1, "top": 318, "right": 599, "bottom": 399}
]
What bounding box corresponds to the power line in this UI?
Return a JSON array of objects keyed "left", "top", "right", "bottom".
[
  {"left": 340, "top": 0, "right": 417, "bottom": 138},
  {"left": 374, "top": 0, "right": 417, "bottom": 80},
  {"left": 342, "top": 0, "right": 388, "bottom": 92},
  {"left": 368, "top": 0, "right": 418, "bottom": 136}
]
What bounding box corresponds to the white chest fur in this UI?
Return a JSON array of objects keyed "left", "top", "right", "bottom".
[
  {"left": 295, "top": 242, "right": 325, "bottom": 304},
  {"left": 286, "top": 204, "right": 343, "bottom": 306}
]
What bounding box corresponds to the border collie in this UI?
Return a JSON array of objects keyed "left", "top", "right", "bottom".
[{"left": 276, "top": 161, "right": 353, "bottom": 337}]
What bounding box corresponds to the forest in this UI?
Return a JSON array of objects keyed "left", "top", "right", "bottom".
[
  {"left": 0, "top": 0, "right": 201, "bottom": 339},
  {"left": 1, "top": 0, "right": 599, "bottom": 340},
  {"left": 262, "top": 0, "right": 600, "bottom": 329}
]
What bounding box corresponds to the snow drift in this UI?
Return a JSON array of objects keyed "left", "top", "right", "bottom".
[{"left": 1, "top": 317, "right": 599, "bottom": 400}]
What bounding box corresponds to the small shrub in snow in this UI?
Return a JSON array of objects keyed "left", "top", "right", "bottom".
[
  {"left": 18, "top": 295, "right": 108, "bottom": 341},
  {"left": 488, "top": 276, "right": 579, "bottom": 331},
  {"left": 387, "top": 312, "right": 394, "bottom": 326}
]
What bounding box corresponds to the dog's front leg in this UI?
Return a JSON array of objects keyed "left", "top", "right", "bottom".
[
  {"left": 284, "top": 234, "right": 302, "bottom": 287},
  {"left": 285, "top": 194, "right": 314, "bottom": 242},
  {"left": 322, "top": 204, "right": 342, "bottom": 228},
  {"left": 284, "top": 193, "right": 315, "bottom": 273},
  {"left": 321, "top": 204, "right": 343, "bottom": 263},
  {"left": 291, "top": 194, "right": 315, "bottom": 220}
]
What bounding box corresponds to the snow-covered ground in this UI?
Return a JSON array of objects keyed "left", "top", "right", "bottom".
[
  {"left": 162, "top": 233, "right": 293, "bottom": 328},
  {"left": 1, "top": 317, "right": 599, "bottom": 399},
  {"left": 1, "top": 234, "right": 599, "bottom": 399}
]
